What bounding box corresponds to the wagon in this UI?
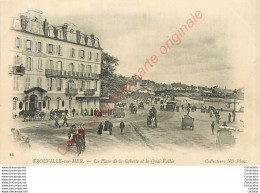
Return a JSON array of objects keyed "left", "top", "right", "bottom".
[
  {"left": 138, "top": 102, "right": 144, "bottom": 109},
  {"left": 181, "top": 114, "right": 194, "bottom": 130},
  {"left": 113, "top": 107, "right": 125, "bottom": 118},
  {"left": 165, "top": 101, "right": 176, "bottom": 111},
  {"left": 216, "top": 127, "right": 236, "bottom": 148},
  {"left": 129, "top": 103, "right": 137, "bottom": 114}
]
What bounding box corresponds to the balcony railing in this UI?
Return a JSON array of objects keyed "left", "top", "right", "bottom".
[
  {"left": 65, "top": 88, "right": 78, "bottom": 96},
  {"left": 9, "top": 65, "right": 25, "bottom": 75},
  {"left": 84, "top": 89, "right": 96, "bottom": 96},
  {"left": 45, "top": 69, "right": 99, "bottom": 79}
]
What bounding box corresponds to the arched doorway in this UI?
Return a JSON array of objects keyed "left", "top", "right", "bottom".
[{"left": 29, "top": 94, "right": 38, "bottom": 111}]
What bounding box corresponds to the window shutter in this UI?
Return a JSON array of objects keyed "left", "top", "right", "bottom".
[
  {"left": 52, "top": 78, "right": 55, "bottom": 90},
  {"left": 26, "top": 58, "right": 28, "bottom": 69},
  {"left": 19, "top": 56, "right": 22, "bottom": 64},
  {"left": 47, "top": 79, "right": 50, "bottom": 90},
  {"left": 60, "top": 46, "right": 62, "bottom": 55},
  {"left": 13, "top": 56, "right": 16, "bottom": 65},
  {"left": 20, "top": 38, "right": 22, "bottom": 49},
  {"left": 24, "top": 40, "right": 27, "bottom": 51},
  {"left": 46, "top": 43, "right": 49, "bottom": 53},
  {"left": 53, "top": 45, "right": 55, "bottom": 55},
  {"left": 46, "top": 60, "right": 49, "bottom": 69},
  {"left": 35, "top": 42, "right": 37, "bottom": 52},
  {"left": 15, "top": 38, "right": 17, "bottom": 49}
]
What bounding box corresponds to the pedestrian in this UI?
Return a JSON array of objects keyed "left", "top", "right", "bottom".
[
  {"left": 91, "top": 108, "right": 93, "bottom": 116},
  {"left": 109, "top": 120, "right": 113, "bottom": 135},
  {"left": 72, "top": 108, "right": 75, "bottom": 117},
  {"left": 68, "top": 124, "right": 76, "bottom": 140},
  {"left": 187, "top": 107, "right": 190, "bottom": 114},
  {"left": 104, "top": 120, "right": 109, "bottom": 131},
  {"left": 50, "top": 108, "right": 54, "bottom": 120},
  {"left": 54, "top": 115, "right": 60, "bottom": 128},
  {"left": 97, "top": 122, "right": 103, "bottom": 135},
  {"left": 62, "top": 114, "right": 69, "bottom": 127},
  {"left": 211, "top": 121, "right": 215, "bottom": 135},
  {"left": 119, "top": 120, "right": 125, "bottom": 134},
  {"left": 216, "top": 115, "right": 220, "bottom": 124},
  {"left": 228, "top": 113, "right": 231, "bottom": 123},
  {"left": 65, "top": 108, "right": 68, "bottom": 116}
]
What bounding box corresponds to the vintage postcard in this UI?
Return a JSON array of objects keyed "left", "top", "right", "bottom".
[{"left": 0, "top": 0, "right": 259, "bottom": 165}]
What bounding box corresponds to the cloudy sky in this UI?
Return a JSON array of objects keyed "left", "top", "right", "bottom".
[{"left": 2, "top": 0, "right": 256, "bottom": 89}]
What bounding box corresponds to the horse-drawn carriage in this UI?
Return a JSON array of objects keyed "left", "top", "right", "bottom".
[
  {"left": 147, "top": 108, "right": 157, "bottom": 128},
  {"left": 19, "top": 109, "right": 46, "bottom": 121},
  {"left": 129, "top": 103, "right": 137, "bottom": 114},
  {"left": 113, "top": 107, "right": 125, "bottom": 118},
  {"left": 165, "top": 101, "right": 176, "bottom": 111},
  {"left": 216, "top": 127, "right": 236, "bottom": 148},
  {"left": 138, "top": 102, "right": 144, "bottom": 109},
  {"left": 181, "top": 114, "right": 194, "bottom": 130},
  {"left": 67, "top": 125, "right": 86, "bottom": 156}
]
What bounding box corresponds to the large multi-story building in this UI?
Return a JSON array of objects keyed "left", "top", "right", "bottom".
[{"left": 9, "top": 10, "right": 102, "bottom": 116}]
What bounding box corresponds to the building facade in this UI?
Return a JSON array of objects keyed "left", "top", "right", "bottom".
[{"left": 9, "top": 10, "right": 102, "bottom": 116}]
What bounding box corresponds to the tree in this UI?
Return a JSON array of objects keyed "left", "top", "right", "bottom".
[{"left": 100, "top": 52, "right": 120, "bottom": 96}]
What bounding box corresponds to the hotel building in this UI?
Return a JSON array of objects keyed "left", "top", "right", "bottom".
[{"left": 9, "top": 10, "right": 102, "bottom": 116}]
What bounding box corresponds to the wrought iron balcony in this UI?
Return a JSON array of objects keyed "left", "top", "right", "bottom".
[
  {"left": 8, "top": 65, "right": 25, "bottom": 75},
  {"left": 91, "top": 73, "right": 99, "bottom": 79},
  {"left": 84, "top": 89, "right": 95, "bottom": 96},
  {"left": 45, "top": 69, "right": 100, "bottom": 80},
  {"left": 65, "top": 88, "right": 78, "bottom": 96}
]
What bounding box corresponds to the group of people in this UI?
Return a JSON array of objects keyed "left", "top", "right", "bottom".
[
  {"left": 11, "top": 128, "right": 31, "bottom": 148},
  {"left": 97, "top": 119, "right": 125, "bottom": 135},
  {"left": 210, "top": 110, "right": 237, "bottom": 135}
]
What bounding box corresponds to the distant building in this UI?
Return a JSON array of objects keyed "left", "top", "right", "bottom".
[
  {"left": 203, "top": 98, "right": 244, "bottom": 112},
  {"left": 9, "top": 10, "right": 102, "bottom": 116}
]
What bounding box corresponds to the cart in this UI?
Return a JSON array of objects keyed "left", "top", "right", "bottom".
[{"left": 181, "top": 114, "right": 194, "bottom": 130}]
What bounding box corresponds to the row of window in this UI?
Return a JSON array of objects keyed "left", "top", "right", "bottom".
[
  {"left": 13, "top": 98, "right": 98, "bottom": 111},
  {"left": 14, "top": 55, "right": 99, "bottom": 73},
  {"left": 15, "top": 37, "right": 100, "bottom": 62},
  {"left": 14, "top": 76, "right": 98, "bottom": 91},
  {"left": 47, "top": 78, "right": 98, "bottom": 92}
]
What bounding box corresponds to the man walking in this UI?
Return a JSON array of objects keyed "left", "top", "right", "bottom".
[
  {"left": 109, "top": 120, "right": 113, "bottom": 135},
  {"left": 62, "top": 114, "right": 69, "bottom": 127},
  {"left": 72, "top": 108, "right": 76, "bottom": 117},
  {"left": 50, "top": 108, "right": 54, "bottom": 120},
  {"left": 97, "top": 122, "right": 103, "bottom": 135},
  {"left": 54, "top": 115, "right": 60, "bottom": 128},
  {"left": 65, "top": 108, "right": 68, "bottom": 116},
  {"left": 119, "top": 120, "right": 125, "bottom": 134},
  {"left": 228, "top": 113, "right": 231, "bottom": 123},
  {"left": 211, "top": 121, "right": 215, "bottom": 135}
]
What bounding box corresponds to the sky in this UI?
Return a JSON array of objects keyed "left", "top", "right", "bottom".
[{"left": 1, "top": 0, "right": 256, "bottom": 89}]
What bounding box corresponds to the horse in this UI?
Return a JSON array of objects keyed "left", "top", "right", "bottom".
[
  {"left": 147, "top": 115, "right": 157, "bottom": 129},
  {"left": 69, "top": 131, "right": 85, "bottom": 156},
  {"left": 74, "top": 133, "right": 85, "bottom": 156}
]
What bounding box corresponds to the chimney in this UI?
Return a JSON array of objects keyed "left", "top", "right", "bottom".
[
  {"left": 43, "top": 19, "right": 48, "bottom": 36},
  {"left": 76, "top": 30, "right": 81, "bottom": 44}
]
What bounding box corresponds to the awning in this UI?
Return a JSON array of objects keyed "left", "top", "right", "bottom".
[{"left": 24, "top": 87, "right": 47, "bottom": 94}]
